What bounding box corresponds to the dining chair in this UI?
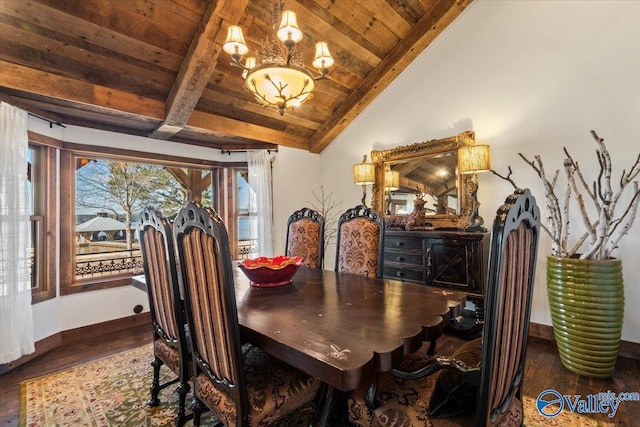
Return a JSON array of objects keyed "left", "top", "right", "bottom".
[
  {"left": 285, "top": 207, "right": 324, "bottom": 268},
  {"left": 347, "top": 188, "right": 541, "bottom": 427},
  {"left": 138, "top": 206, "right": 191, "bottom": 426},
  {"left": 173, "top": 201, "right": 321, "bottom": 427},
  {"left": 335, "top": 205, "right": 385, "bottom": 278}
]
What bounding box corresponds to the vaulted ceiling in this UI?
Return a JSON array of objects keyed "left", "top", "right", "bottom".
[{"left": 0, "top": 0, "right": 471, "bottom": 153}]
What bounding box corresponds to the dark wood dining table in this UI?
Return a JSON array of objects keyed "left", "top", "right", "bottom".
[
  {"left": 233, "top": 266, "right": 465, "bottom": 391},
  {"left": 133, "top": 266, "right": 466, "bottom": 422}
]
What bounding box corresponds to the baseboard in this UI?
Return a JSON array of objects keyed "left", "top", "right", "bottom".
[
  {"left": 0, "top": 313, "right": 151, "bottom": 375},
  {"left": 60, "top": 312, "right": 151, "bottom": 345},
  {"left": 529, "top": 322, "right": 640, "bottom": 360}
]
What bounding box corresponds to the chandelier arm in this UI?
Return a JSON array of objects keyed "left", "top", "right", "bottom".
[
  {"left": 229, "top": 56, "right": 249, "bottom": 71},
  {"left": 311, "top": 70, "right": 329, "bottom": 81}
]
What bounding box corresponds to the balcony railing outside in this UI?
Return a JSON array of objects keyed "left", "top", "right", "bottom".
[
  {"left": 237, "top": 239, "right": 258, "bottom": 259},
  {"left": 75, "top": 243, "right": 143, "bottom": 279},
  {"left": 74, "top": 234, "right": 259, "bottom": 280}
]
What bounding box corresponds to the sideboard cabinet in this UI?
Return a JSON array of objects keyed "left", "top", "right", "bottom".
[{"left": 383, "top": 230, "right": 489, "bottom": 298}]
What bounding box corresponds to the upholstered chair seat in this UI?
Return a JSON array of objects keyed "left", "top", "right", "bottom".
[{"left": 195, "top": 345, "right": 319, "bottom": 427}]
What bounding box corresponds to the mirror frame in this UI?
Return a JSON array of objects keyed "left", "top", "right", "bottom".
[{"left": 370, "top": 130, "right": 476, "bottom": 229}]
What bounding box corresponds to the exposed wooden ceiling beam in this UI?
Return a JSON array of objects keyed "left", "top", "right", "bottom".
[
  {"left": 186, "top": 111, "right": 309, "bottom": 150},
  {"left": 150, "top": 0, "right": 251, "bottom": 139},
  {"left": 0, "top": 60, "right": 308, "bottom": 149},
  {"left": 309, "top": 0, "right": 472, "bottom": 153}
]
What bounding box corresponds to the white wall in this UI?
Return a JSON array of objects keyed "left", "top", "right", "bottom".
[
  {"left": 309, "top": 0, "right": 640, "bottom": 343},
  {"left": 272, "top": 147, "right": 322, "bottom": 256}
]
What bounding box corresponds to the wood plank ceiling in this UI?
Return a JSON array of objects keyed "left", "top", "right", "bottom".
[{"left": 0, "top": 0, "right": 472, "bottom": 153}]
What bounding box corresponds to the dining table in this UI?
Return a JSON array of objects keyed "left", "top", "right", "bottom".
[{"left": 133, "top": 265, "right": 467, "bottom": 424}]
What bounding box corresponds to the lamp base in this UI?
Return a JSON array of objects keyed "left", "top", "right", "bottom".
[
  {"left": 466, "top": 173, "right": 484, "bottom": 231},
  {"left": 361, "top": 185, "right": 368, "bottom": 208}
]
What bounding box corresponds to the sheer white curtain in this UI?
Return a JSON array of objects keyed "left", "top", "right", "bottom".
[
  {"left": 0, "top": 102, "right": 35, "bottom": 364},
  {"left": 248, "top": 150, "right": 275, "bottom": 257}
]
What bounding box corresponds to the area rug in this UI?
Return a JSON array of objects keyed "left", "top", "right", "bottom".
[
  {"left": 20, "top": 343, "right": 313, "bottom": 426},
  {"left": 20, "top": 344, "right": 613, "bottom": 426}
]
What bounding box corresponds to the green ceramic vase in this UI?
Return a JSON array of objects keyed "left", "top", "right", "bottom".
[{"left": 546, "top": 256, "right": 624, "bottom": 378}]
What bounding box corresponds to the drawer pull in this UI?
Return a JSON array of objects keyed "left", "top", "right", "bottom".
[
  {"left": 395, "top": 241, "right": 404, "bottom": 247},
  {"left": 396, "top": 256, "right": 405, "bottom": 262},
  {"left": 396, "top": 271, "right": 405, "bottom": 277}
]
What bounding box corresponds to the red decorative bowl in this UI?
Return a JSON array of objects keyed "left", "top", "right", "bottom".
[{"left": 238, "top": 255, "right": 303, "bottom": 288}]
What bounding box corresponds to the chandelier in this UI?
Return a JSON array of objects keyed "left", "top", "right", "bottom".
[{"left": 223, "top": 1, "right": 335, "bottom": 116}]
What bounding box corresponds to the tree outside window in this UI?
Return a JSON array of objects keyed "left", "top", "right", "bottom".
[{"left": 74, "top": 158, "right": 211, "bottom": 281}]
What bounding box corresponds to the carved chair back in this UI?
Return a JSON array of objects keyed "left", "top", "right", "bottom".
[
  {"left": 173, "top": 201, "right": 250, "bottom": 424},
  {"left": 285, "top": 207, "right": 324, "bottom": 269},
  {"left": 335, "top": 205, "right": 385, "bottom": 278},
  {"left": 173, "top": 201, "right": 320, "bottom": 426},
  {"left": 476, "top": 188, "right": 540, "bottom": 426},
  {"left": 138, "top": 206, "right": 191, "bottom": 425}
]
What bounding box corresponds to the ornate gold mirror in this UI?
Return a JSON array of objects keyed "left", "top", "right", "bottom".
[{"left": 370, "top": 131, "right": 476, "bottom": 229}]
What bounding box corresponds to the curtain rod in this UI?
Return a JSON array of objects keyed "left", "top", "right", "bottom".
[
  {"left": 220, "top": 148, "right": 278, "bottom": 156},
  {"left": 28, "top": 112, "right": 66, "bottom": 128}
]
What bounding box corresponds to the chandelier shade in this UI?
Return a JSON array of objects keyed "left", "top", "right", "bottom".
[
  {"left": 224, "top": 1, "right": 335, "bottom": 116},
  {"left": 313, "top": 42, "right": 334, "bottom": 69},
  {"left": 223, "top": 25, "right": 249, "bottom": 57},
  {"left": 277, "top": 10, "right": 303, "bottom": 45},
  {"left": 246, "top": 64, "right": 315, "bottom": 110}
]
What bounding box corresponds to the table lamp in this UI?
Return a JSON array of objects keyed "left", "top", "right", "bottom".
[
  {"left": 458, "top": 144, "right": 491, "bottom": 229},
  {"left": 384, "top": 166, "right": 400, "bottom": 215},
  {"left": 353, "top": 155, "right": 375, "bottom": 207}
]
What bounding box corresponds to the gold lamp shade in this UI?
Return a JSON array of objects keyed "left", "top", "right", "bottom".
[
  {"left": 384, "top": 169, "right": 400, "bottom": 191},
  {"left": 458, "top": 145, "right": 491, "bottom": 174},
  {"left": 353, "top": 155, "right": 375, "bottom": 185}
]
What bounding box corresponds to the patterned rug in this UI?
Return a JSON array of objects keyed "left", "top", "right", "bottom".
[
  {"left": 20, "top": 343, "right": 313, "bottom": 426},
  {"left": 20, "top": 344, "right": 613, "bottom": 426}
]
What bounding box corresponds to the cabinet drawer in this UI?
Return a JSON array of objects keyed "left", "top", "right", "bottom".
[
  {"left": 383, "top": 251, "right": 424, "bottom": 265},
  {"left": 383, "top": 265, "right": 425, "bottom": 283},
  {"left": 385, "top": 236, "right": 423, "bottom": 251}
]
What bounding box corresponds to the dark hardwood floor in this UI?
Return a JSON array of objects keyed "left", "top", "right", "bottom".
[{"left": 1, "top": 324, "right": 638, "bottom": 426}]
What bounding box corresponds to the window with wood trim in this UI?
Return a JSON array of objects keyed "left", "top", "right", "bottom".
[
  {"left": 27, "top": 143, "right": 57, "bottom": 303},
  {"left": 236, "top": 169, "right": 258, "bottom": 259},
  {"left": 59, "top": 148, "right": 243, "bottom": 295}
]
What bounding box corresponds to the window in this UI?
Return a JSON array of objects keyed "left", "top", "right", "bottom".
[
  {"left": 236, "top": 169, "right": 257, "bottom": 259},
  {"left": 27, "top": 143, "right": 57, "bottom": 303},
  {"left": 60, "top": 147, "right": 240, "bottom": 295},
  {"left": 73, "top": 158, "right": 212, "bottom": 284}
]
